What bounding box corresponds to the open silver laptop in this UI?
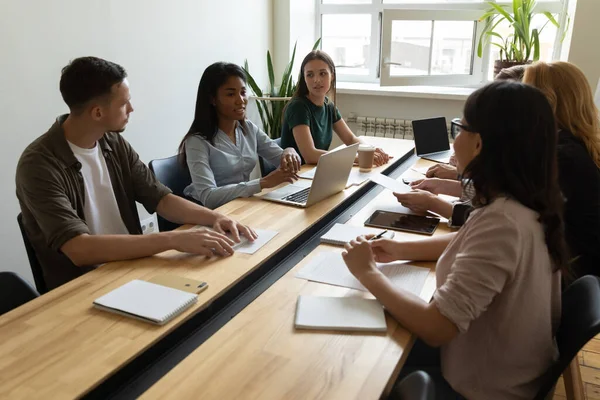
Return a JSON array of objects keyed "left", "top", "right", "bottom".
[{"left": 262, "top": 143, "right": 359, "bottom": 207}]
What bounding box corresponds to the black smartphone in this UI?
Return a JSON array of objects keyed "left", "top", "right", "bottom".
[{"left": 365, "top": 210, "right": 440, "bottom": 235}]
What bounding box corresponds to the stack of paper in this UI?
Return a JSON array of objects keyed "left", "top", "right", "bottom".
[{"left": 295, "top": 251, "right": 429, "bottom": 295}]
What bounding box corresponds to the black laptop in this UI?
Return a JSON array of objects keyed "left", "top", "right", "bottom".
[{"left": 412, "top": 117, "right": 453, "bottom": 163}]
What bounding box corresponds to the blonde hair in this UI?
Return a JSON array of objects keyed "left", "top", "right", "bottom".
[{"left": 523, "top": 61, "right": 600, "bottom": 168}]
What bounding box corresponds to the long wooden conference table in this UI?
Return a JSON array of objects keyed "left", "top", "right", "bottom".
[
  {"left": 138, "top": 159, "right": 449, "bottom": 400},
  {"left": 0, "top": 136, "right": 446, "bottom": 399}
]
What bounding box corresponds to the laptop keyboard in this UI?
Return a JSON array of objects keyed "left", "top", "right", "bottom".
[{"left": 282, "top": 187, "right": 311, "bottom": 204}]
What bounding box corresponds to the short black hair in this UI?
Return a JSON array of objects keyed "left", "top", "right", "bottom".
[{"left": 59, "top": 56, "right": 127, "bottom": 111}]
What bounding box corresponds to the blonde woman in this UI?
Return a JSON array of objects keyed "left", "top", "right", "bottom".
[{"left": 524, "top": 61, "right": 600, "bottom": 278}]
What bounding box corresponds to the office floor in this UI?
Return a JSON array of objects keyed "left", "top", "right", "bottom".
[{"left": 554, "top": 337, "right": 600, "bottom": 399}]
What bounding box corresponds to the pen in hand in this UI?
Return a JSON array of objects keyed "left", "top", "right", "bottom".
[{"left": 368, "top": 230, "right": 388, "bottom": 241}]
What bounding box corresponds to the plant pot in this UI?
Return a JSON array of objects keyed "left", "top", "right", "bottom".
[{"left": 493, "top": 60, "right": 532, "bottom": 78}]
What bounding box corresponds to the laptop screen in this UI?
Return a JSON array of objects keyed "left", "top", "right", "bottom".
[{"left": 412, "top": 117, "right": 450, "bottom": 156}]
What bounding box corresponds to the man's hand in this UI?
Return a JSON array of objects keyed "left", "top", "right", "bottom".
[{"left": 212, "top": 215, "right": 258, "bottom": 243}]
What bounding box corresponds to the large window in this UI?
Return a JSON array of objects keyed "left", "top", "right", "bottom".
[{"left": 317, "top": 0, "right": 566, "bottom": 85}]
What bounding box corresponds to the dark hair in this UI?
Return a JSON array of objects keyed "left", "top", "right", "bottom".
[
  {"left": 59, "top": 56, "right": 127, "bottom": 112},
  {"left": 292, "top": 50, "right": 337, "bottom": 105},
  {"left": 462, "top": 81, "right": 568, "bottom": 272},
  {"left": 178, "top": 62, "right": 248, "bottom": 165}
]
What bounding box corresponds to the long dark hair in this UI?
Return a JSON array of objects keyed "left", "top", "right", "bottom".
[
  {"left": 462, "top": 80, "right": 568, "bottom": 272},
  {"left": 292, "top": 50, "right": 337, "bottom": 105},
  {"left": 178, "top": 62, "right": 248, "bottom": 165}
]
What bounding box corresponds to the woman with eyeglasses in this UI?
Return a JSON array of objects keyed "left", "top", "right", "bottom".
[
  {"left": 397, "top": 70, "right": 528, "bottom": 223},
  {"left": 343, "top": 81, "right": 567, "bottom": 399}
]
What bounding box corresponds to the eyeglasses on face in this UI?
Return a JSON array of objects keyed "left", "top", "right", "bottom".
[{"left": 450, "top": 118, "right": 475, "bottom": 139}]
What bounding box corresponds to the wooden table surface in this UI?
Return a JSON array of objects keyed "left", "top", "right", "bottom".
[
  {"left": 141, "top": 158, "right": 452, "bottom": 400},
  {"left": 0, "top": 137, "right": 414, "bottom": 400}
]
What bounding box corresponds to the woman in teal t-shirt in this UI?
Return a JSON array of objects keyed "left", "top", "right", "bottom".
[{"left": 281, "top": 50, "right": 390, "bottom": 165}]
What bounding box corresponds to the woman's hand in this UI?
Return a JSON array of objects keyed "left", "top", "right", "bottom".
[
  {"left": 426, "top": 164, "right": 458, "bottom": 180},
  {"left": 280, "top": 148, "right": 301, "bottom": 173},
  {"left": 369, "top": 238, "right": 403, "bottom": 263},
  {"left": 374, "top": 148, "right": 390, "bottom": 166},
  {"left": 260, "top": 168, "right": 299, "bottom": 189},
  {"left": 393, "top": 190, "right": 437, "bottom": 214},
  {"left": 411, "top": 178, "right": 462, "bottom": 197},
  {"left": 342, "top": 236, "right": 381, "bottom": 282}
]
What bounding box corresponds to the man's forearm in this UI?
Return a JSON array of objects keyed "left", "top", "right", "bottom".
[
  {"left": 156, "top": 194, "right": 219, "bottom": 226},
  {"left": 61, "top": 232, "right": 178, "bottom": 267}
]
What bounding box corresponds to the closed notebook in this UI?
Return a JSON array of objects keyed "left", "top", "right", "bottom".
[
  {"left": 93, "top": 280, "right": 198, "bottom": 325},
  {"left": 294, "top": 295, "right": 387, "bottom": 332},
  {"left": 320, "top": 223, "right": 395, "bottom": 246}
]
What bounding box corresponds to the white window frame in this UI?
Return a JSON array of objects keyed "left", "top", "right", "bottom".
[
  {"left": 381, "top": 9, "right": 485, "bottom": 86},
  {"left": 317, "top": 0, "right": 566, "bottom": 86}
]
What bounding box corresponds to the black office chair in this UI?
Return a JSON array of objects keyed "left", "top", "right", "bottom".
[
  {"left": 17, "top": 213, "right": 48, "bottom": 294},
  {"left": 259, "top": 137, "right": 282, "bottom": 177},
  {"left": 0, "top": 271, "right": 39, "bottom": 316},
  {"left": 534, "top": 275, "right": 600, "bottom": 400},
  {"left": 149, "top": 155, "right": 192, "bottom": 232},
  {"left": 389, "top": 370, "right": 435, "bottom": 400}
]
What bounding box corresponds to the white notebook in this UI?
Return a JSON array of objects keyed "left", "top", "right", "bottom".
[
  {"left": 295, "top": 295, "right": 387, "bottom": 332},
  {"left": 296, "top": 252, "right": 430, "bottom": 295},
  {"left": 320, "top": 223, "right": 395, "bottom": 246},
  {"left": 93, "top": 280, "right": 198, "bottom": 325}
]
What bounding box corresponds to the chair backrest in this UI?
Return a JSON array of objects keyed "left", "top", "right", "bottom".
[
  {"left": 391, "top": 371, "right": 435, "bottom": 400},
  {"left": 149, "top": 155, "right": 192, "bottom": 232},
  {"left": 0, "top": 271, "right": 39, "bottom": 316},
  {"left": 16, "top": 213, "right": 48, "bottom": 294},
  {"left": 535, "top": 275, "right": 600, "bottom": 399},
  {"left": 259, "top": 137, "right": 282, "bottom": 177}
]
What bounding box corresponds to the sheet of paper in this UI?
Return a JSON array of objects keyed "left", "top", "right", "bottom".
[
  {"left": 231, "top": 229, "right": 278, "bottom": 254},
  {"left": 411, "top": 166, "right": 429, "bottom": 175},
  {"left": 346, "top": 169, "right": 372, "bottom": 187},
  {"left": 369, "top": 173, "right": 412, "bottom": 194},
  {"left": 296, "top": 252, "right": 430, "bottom": 295},
  {"left": 299, "top": 168, "right": 316, "bottom": 179}
]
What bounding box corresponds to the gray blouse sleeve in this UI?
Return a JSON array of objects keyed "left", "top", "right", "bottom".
[
  {"left": 250, "top": 121, "right": 283, "bottom": 167},
  {"left": 185, "top": 135, "right": 261, "bottom": 209}
]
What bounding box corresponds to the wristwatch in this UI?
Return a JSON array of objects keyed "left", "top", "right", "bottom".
[{"left": 448, "top": 202, "right": 472, "bottom": 228}]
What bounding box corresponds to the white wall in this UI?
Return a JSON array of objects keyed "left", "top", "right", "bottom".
[
  {"left": 336, "top": 93, "right": 465, "bottom": 132},
  {"left": 0, "top": 0, "right": 272, "bottom": 284},
  {"left": 273, "top": 0, "right": 317, "bottom": 84},
  {"left": 564, "top": 0, "right": 600, "bottom": 89}
]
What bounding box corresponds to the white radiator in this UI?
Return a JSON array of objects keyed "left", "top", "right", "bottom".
[{"left": 348, "top": 115, "right": 453, "bottom": 141}]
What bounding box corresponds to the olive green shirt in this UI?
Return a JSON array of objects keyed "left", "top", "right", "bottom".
[
  {"left": 281, "top": 96, "right": 342, "bottom": 163},
  {"left": 16, "top": 115, "right": 172, "bottom": 290}
]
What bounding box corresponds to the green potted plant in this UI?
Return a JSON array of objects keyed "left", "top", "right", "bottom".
[
  {"left": 244, "top": 39, "right": 321, "bottom": 139},
  {"left": 477, "top": 0, "right": 568, "bottom": 76}
]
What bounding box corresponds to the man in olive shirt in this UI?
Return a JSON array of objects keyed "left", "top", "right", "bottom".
[{"left": 16, "top": 57, "right": 256, "bottom": 290}]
